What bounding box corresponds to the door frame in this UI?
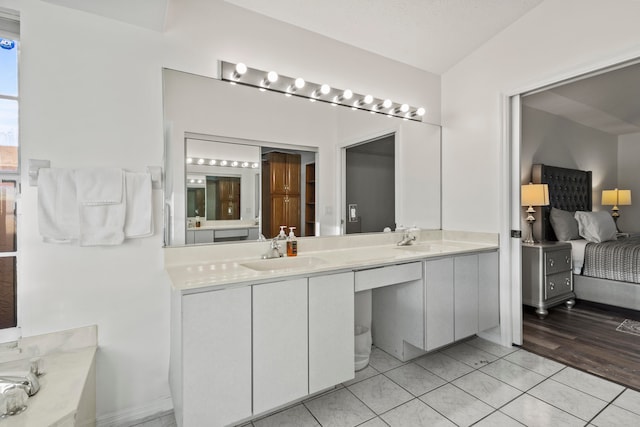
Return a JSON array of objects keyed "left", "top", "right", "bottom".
[{"left": 501, "top": 50, "right": 640, "bottom": 347}]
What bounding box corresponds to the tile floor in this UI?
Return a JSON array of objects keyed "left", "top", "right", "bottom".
[{"left": 137, "top": 337, "right": 640, "bottom": 426}]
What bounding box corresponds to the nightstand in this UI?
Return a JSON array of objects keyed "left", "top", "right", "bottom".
[{"left": 522, "top": 242, "right": 575, "bottom": 319}]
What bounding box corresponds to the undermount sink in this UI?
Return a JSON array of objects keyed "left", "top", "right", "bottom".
[{"left": 241, "top": 256, "right": 328, "bottom": 272}]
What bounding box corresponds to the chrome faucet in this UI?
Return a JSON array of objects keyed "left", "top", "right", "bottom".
[
  {"left": 397, "top": 231, "right": 417, "bottom": 246},
  {"left": 262, "top": 238, "right": 283, "bottom": 259}
]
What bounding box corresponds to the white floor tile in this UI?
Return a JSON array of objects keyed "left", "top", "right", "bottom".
[
  {"left": 368, "top": 348, "right": 405, "bottom": 373},
  {"left": 384, "top": 362, "right": 446, "bottom": 396},
  {"left": 480, "top": 359, "right": 546, "bottom": 391},
  {"left": 441, "top": 342, "right": 498, "bottom": 368},
  {"left": 591, "top": 404, "right": 640, "bottom": 427},
  {"left": 420, "top": 383, "right": 493, "bottom": 427},
  {"left": 357, "top": 417, "right": 389, "bottom": 427},
  {"left": 304, "top": 388, "right": 375, "bottom": 427},
  {"left": 551, "top": 367, "right": 625, "bottom": 402},
  {"left": 342, "top": 365, "right": 379, "bottom": 387},
  {"left": 613, "top": 388, "right": 640, "bottom": 416},
  {"left": 466, "top": 337, "right": 519, "bottom": 358},
  {"left": 452, "top": 371, "right": 522, "bottom": 408},
  {"left": 528, "top": 379, "right": 608, "bottom": 421},
  {"left": 500, "top": 394, "right": 585, "bottom": 427},
  {"left": 414, "top": 351, "right": 474, "bottom": 382},
  {"left": 348, "top": 374, "right": 413, "bottom": 414},
  {"left": 504, "top": 349, "right": 565, "bottom": 377},
  {"left": 473, "top": 411, "right": 525, "bottom": 426},
  {"left": 380, "top": 399, "right": 456, "bottom": 427},
  {"left": 253, "top": 404, "right": 320, "bottom": 427}
]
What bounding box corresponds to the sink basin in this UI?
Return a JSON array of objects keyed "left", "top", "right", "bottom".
[{"left": 241, "top": 256, "right": 327, "bottom": 272}]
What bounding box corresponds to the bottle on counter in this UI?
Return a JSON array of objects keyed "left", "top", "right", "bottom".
[
  {"left": 286, "top": 227, "right": 297, "bottom": 257},
  {"left": 277, "top": 225, "right": 287, "bottom": 240},
  {"left": 195, "top": 215, "right": 201, "bottom": 228}
]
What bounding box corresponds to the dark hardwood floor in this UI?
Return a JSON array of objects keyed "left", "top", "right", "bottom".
[{"left": 522, "top": 300, "right": 640, "bottom": 391}]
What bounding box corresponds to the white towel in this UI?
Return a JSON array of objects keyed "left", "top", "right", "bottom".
[
  {"left": 37, "top": 168, "right": 79, "bottom": 243},
  {"left": 75, "top": 168, "right": 125, "bottom": 246},
  {"left": 75, "top": 168, "right": 123, "bottom": 205},
  {"left": 124, "top": 172, "right": 153, "bottom": 238}
]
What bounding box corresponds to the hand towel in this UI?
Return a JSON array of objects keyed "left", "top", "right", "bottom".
[
  {"left": 124, "top": 172, "right": 154, "bottom": 238},
  {"left": 37, "top": 168, "right": 79, "bottom": 243},
  {"left": 75, "top": 168, "right": 126, "bottom": 246},
  {"left": 75, "top": 168, "right": 123, "bottom": 205}
]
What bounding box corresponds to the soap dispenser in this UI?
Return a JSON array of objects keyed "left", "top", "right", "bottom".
[
  {"left": 277, "top": 226, "right": 287, "bottom": 240},
  {"left": 286, "top": 227, "right": 297, "bottom": 257}
]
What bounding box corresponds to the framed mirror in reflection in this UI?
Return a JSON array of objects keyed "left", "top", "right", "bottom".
[{"left": 163, "top": 68, "right": 442, "bottom": 247}]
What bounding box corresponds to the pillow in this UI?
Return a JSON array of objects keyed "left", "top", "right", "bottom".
[
  {"left": 550, "top": 208, "right": 580, "bottom": 241},
  {"left": 574, "top": 211, "right": 617, "bottom": 243}
]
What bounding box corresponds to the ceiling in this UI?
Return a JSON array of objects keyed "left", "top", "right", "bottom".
[
  {"left": 523, "top": 62, "right": 640, "bottom": 136},
  {"left": 40, "top": 0, "right": 640, "bottom": 136}
]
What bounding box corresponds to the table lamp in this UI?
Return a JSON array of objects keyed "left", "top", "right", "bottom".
[
  {"left": 521, "top": 183, "right": 549, "bottom": 244},
  {"left": 602, "top": 188, "right": 631, "bottom": 231}
]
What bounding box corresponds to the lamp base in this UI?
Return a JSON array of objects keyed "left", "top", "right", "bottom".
[{"left": 523, "top": 220, "right": 536, "bottom": 244}]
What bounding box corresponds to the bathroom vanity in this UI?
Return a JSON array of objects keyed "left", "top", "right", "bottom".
[{"left": 164, "top": 230, "right": 499, "bottom": 427}]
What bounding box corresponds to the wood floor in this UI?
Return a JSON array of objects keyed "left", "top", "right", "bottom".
[{"left": 522, "top": 300, "right": 640, "bottom": 391}]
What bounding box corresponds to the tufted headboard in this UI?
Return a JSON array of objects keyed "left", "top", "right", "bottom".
[{"left": 531, "top": 164, "right": 592, "bottom": 241}]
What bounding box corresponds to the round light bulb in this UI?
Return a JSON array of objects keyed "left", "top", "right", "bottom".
[
  {"left": 221, "top": 160, "right": 228, "bottom": 166},
  {"left": 364, "top": 95, "right": 373, "bottom": 104},
  {"left": 197, "top": 158, "right": 205, "bottom": 165},
  {"left": 209, "top": 159, "right": 217, "bottom": 165},
  {"left": 186, "top": 158, "right": 193, "bottom": 164},
  {"left": 294, "top": 78, "right": 305, "bottom": 89},
  {"left": 252, "top": 163, "right": 259, "bottom": 168},
  {"left": 400, "top": 104, "right": 409, "bottom": 113},
  {"left": 231, "top": 161, "right": 238, "bottom": 167},
  {"left": 416, "top": 107, "right": 426, "bottom": 116},
  {"left": 267, "top": 71, "right": 278, "bottom": 83},
  {"left": 235, "top": 63, "right": 247, "bottom": 75},
  {"left": 382, "top": 99, "right": 392, "bottom": 109},
  {"left": 320, "top": 84, "right": 331, "bottom": 95},
  {"left": 242, "top": 162, "right": 249, "bottom": 168},
  {"left": 197, "top": 179, "right": 203, "bottom": 184},
  {"left": 343, "top": 89, "right": 353, "bottom": 100}
]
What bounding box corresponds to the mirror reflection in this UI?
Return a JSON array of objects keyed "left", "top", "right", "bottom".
[{"left": 163, "top": 68, "right": 442, "bottom": 246}]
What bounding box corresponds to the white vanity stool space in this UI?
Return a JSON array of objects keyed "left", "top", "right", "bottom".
[
  {"left": 164, "top": 230, "right": 499, "bottom": 427},
  {"left": 521, "top": 241, "right": 575, "bottom": 319}
]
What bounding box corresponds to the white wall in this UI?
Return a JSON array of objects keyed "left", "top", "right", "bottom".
[
  {"left": 442, "top": 0, "right": 640, "bottom": 346},
  {"left": 6, "top": 0, "right": 441, "bottom": 423},
  {"left": 522, "top": 106, "right": 618, "bottom": 208},
  {"left": 618, "top": 133, "right": 640, "bottom": 233}
]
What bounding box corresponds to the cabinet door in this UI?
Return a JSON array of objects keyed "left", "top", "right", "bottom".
[
  {"left": 425, "top": 258, "right": 454, "bottom": 351},
  {"left": 478, "top": 251, "right": 499, "bottom": 331},
  {"left": 309, "top": 272, "right": 354, "bottom": 393},
  {"left": 253, "top": 279, "right": 308, "bottom": 414},
  {"left": 182, "top": 288, "right": 251, "bottom": 426},
  {"left": 185, "top": 230, "right": 195, "bottom": 245},
  {"left": 267, "top": 152, "right": 288, "bottom": 194},
  {"left": 285, "top": 195, "right": 301, "bottom": 232},
  {"left": 286, "top": 154, "right": 301, "bottom": 194},
  {"left": 193, "top": 229, "right": 214, "bottom": 244},
  {"left": 454, "top": 255, "right": 479, "bottom": 340}
]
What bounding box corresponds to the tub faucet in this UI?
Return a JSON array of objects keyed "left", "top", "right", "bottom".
[
  {"left": 397, "top": 231, "right": 417, "bottom": 246},
  {"left": 262, "top": 238, "right": 283, "bottom": 259}
]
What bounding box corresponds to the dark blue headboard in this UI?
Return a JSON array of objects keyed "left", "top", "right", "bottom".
[{"left": 531, "top": 164, "right": 592, "bottom": 241}]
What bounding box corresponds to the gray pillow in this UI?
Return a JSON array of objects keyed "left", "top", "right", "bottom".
[{"left": 550, "top": 208, "right": 580, "bottom": 241}]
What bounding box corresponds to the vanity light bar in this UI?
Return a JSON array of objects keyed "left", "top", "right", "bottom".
[
  {"left": 186, "top": 157, "right": 259, "bottom": 168},
  {"left": 219, "top": 61, "right": 426, "bottom": 122}
]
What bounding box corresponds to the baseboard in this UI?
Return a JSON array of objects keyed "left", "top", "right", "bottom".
[{"left": 96, "top": 396, "right": 173, "bottom": 427}]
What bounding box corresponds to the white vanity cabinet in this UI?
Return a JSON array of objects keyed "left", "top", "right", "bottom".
[
  {"left": 309, "top": 272, "right": 355, "bottom": 393},
  {"left": 253, "top": 278, "right": 308, "bottom": 414},
  {"left": 178, "top": 287, "right": 252, "bottom": 427},
  {"left": 425, "top": 251, "right": 500, "bottom": 351}
]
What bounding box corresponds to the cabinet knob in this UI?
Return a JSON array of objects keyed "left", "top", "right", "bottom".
[
  {"left": 565, "top": 256, "right": 570, "bottom": 264},
  {"left": 565, "top": 278, "right": 571, "bottom": 287},
  {"left": 549, "top": 259, "right": 555, "bottom": 267},
  {"left": 549, "top": 281, "right": 555, "bottom": 290}
]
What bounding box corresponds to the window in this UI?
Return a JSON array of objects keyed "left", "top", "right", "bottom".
[{"left": 0, "top": 9, "right": 19, "bottom": 331}]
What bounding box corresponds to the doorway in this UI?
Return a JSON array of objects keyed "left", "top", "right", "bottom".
[{"left": 345, "top": 134, "right": 395, "bottom": 234}]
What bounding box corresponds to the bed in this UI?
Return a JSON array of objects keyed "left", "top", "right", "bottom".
[{"left": 531, "top": 164, "right": 640, "bottom": 311}]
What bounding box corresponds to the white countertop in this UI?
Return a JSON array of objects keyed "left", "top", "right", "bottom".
[{"left": 165, "top": 230, "right": 499, "bottom": 293}]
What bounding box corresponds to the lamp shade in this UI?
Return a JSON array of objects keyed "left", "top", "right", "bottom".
[
  {"left": 602, "top": 188, "right": 632, "bottom": 206},
  {"left": 521, "top": 183, "right": 549, "bottom": 207}
]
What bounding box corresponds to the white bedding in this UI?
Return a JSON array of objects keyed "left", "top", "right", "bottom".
[{"left": 568, "top": 239, "right": 589, "bottom": 274}]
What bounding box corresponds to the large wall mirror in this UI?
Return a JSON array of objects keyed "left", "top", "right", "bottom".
[{"left": 163, "top": 68, "right": 441, "bottom": 246}]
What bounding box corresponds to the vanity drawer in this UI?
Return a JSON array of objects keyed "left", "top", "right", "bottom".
[
  {"left": 545, "top": 270, "right": 573, "bottom": 299},
  {"left": 215, "top": 228, "right": 249, "bottom": 240},
  {"left": 355, "top": 262, "right": 422, "bottom": 292},
  {"left": 544, "top": 249, "right": 572, "bottom": 275}
]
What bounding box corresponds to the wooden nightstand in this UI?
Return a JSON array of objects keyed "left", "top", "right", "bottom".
[{"left": 522, "top": 242, "right": 575, "bottom": 319}]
